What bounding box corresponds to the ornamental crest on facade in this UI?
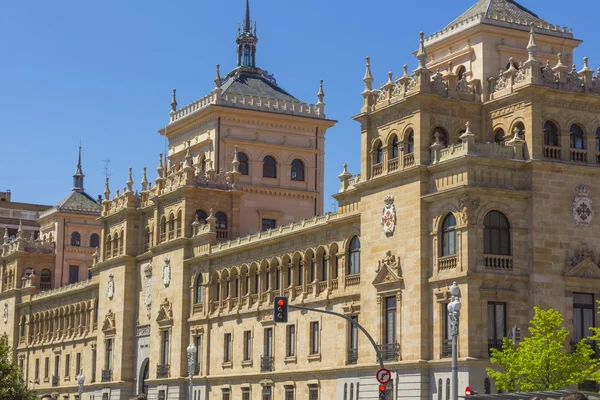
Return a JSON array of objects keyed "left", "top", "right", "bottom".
[
  {"left": 143, "top": 264, "right": 152, "bottom": 318},
  {"left": 381, "top": 195, "right": 396, "bottom": 235},
  {"left": 163, "top": 257, "right": 171, "bottom": 287},
  {"left": 107, "top": 274, "right": 114, "bottom": 300},
  {"left": 573, "top": 185, "right": 594, "bottom": 227}
]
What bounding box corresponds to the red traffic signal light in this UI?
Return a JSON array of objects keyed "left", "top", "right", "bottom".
[
  {"left": 379, "top": 385, "right": 386, "bottom": 391},
  {"left": 273, "top": 296, "right": 288, "bottom": 323}
]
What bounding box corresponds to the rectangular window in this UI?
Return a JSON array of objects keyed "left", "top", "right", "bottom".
[
  {"left": 44, "top": 357, "right": 49, "bottom": 379},
  {"left": 261, "top": 219, "right": 276, "bottom": 232},
  {"left": 242, "top": 388, "right": 251, "bottom": 400},
  {"left": 161, "top": 330, "right": 170, "bottom": 364},
  {"left": 224, "top": 333, "right": 232, "bottom": 362},
  {"left": 488, "top": 302, "right": 506, "bottom": 355},
  {"left": 264, "top": 328, "right": 273, "bottom": 357},
  {"left": 308, "top": 384, "right": 319, "bottom": 400},
  {"left": 91, "top": 348, "right": 97, "bottom": 383},
  {"left": 35, "top": 358, "right": 40, "bottom": 380},
  {"left": 65, "top": 354, "right": 70, "bottom": 377},
  {"left": 106, "top": 339, "right": 113, "bottom": 370},
  {"left": 195, "top": 336, "right": 202, "bottom": 365},
  {"left": 76, "top": 353, "right": 81, "bottom": 377},
  {"left": 262, "top": 386, "right": 272, "bottom": 400},
  {"left": 285, "top": 386, "right": 295, "bottom": 400},
  {"left": 574, "top": 293, "right": 595, "bottom": 346},
  {"left": 68, "top": 265, "right": 79, "bottom": 284},
  {"left": 222, "top": 389, "right": 230, "bottom": 400},
  {"left": 286, "top": 325, "right": 295, "bottom": 357},
  {"left": 385, "top": 297, "right": 397, "bottom": 344},
  {"left": 310, "top": 321, "right": 320, "bottom": 354},
  {"left": 442, "top": 304, "right": 452, "bottom": 358},
  {"left": 243, "top": 331, "right": 252, "bottom": 361},
  {"left": 348, "top": 315, "right": 359, "bottom": 363},
  {"left": 54, "top": 355, "right": 60, "bottom": 377}
]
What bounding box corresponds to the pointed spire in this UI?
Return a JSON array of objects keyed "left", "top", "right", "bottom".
[
  {"left": 3, "top": 225, "right": 8, "bottom": 245},
  {"left": 141, "top": 167, "right": 149, "bottom": 192},
  {"left": 316, "top": 80, "right": 325, "bottom": 116},
  {"left": 72, "top": 144, "right": 85, "bottom": 192},
  {"left": 243, "top": 0, "right": 252, "bottom": 33},
  {"left": 170, "top": 89, "right": 177, "bottom": 112},
  {"left": 104, "top": 177, "right": 111, "bottom": 200},
  {"left": 126, "top": 168, "right": 134, "bottom": 192},
  {"left": 526, "top": 24, "right": 538, "bottom": 62},
  {"left": 363, "top": 56, "right": 373, "bottom": 92},
  {"left": 214, "top": 64, "right": 222, "bottom": 89},
  {"left": 157, "top": 153, "right": 165, "bottom": 179},
  {"left": 416, "top": 32, "right": 428, "bottom": 71}
]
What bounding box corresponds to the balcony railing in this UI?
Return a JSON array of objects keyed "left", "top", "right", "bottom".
[
  {"left": 570, "top": 148, "right": 587, "bottom": 163},
  {"left": 388, "top": 158, "right": 399, "bottom": 172},
  {"left": 216, "top": 229, "right": 228, "bottom": 240},
  {"left": 403, "top": 152, "right": 415, "bottom": 167},
  {"left": 488, "top": 338, "right": 504, "bottom": 357},
  {"left": 377, "top": 343, "right": 400, "bottom": 362},
  {"left": 438, "top": 255, "right": 457, "bottom": 271},
  {"left": 52, "top": 375, "right": 59, "bottom": 387},
  {"left": 442, "top": 339, "right": 453, "bottom": 358},
  {"left": 372, "top": 162, "right": 383, "bottom": 177},
  {"left": 543, "top": 145, "right": 561, "bottom": 160},
  {"left": 345, "top": 274, "right": 360, "bottom": 288},
  {"left": 347, "top": 348, "right": 358, "bottom": 364},
  {"left": 157, "top": 364, "right": 170, "bottom": 378},
  {"left": 483, "top": 254, "right": 513, "bottom": 270},
  {"left": 101, "top": 369, "right": 112, "bottom": 382},
  {"left": 260, "top": 356, "right": 274, "bottom": 372}
]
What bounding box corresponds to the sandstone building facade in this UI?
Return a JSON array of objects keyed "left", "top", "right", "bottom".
[{"left": 3, "top": 0, "right": 600, "bottom": 399}]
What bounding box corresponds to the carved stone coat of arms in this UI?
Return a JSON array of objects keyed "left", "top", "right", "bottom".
[
  {"left": 381, "top": 195, "right": 396, "bottom": 235},
  {"left": 573, "top": 185, "right": 594, "bottom": 227}
]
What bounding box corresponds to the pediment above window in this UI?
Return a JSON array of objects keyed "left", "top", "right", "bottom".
[
  {"left": 101, "top": 310, "right": 116, "bottom": 335},
  {"left": 372, "top": 250, "right": 403, "bottom": 290},
  {"left": 156, "top": 298, "right": 173, "bottom": 327},
  {"left": 565, "top": 245, "right": 600, "bottom": 279}
]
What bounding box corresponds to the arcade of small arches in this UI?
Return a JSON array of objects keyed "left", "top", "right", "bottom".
[
  {"left": 69, "top": 232, "right": 100, "bottom": 248},
  {"left": 104, "top": 229, "right": 125, "bottom": 259},
  {"left": 371, "top": 128, "right": 416, "bottom": 177},
  {"left": 236, "top": 151, "right": 306, "bottom": 182},
  {"left": 191, "top": 236, "right": 361, "bottom": 313},
  {"left": 17, "top": 299, "right": 99, "bottom": 346}
]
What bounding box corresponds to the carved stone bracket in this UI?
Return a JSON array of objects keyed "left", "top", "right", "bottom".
[{"left": 458, "top": 195, "right": 480, "bottom": 224}]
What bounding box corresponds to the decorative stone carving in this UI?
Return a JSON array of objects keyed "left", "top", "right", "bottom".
[
  {"left": 137, "top": 325, "right": 150, "bottom": 336},
  {"left": 101, "top": 310, "right": 116, "bottom": 334},
  {"left": 144, "top": 264, "right": 153, "bottom": 318},
  {"left": 381, "top": 195, "right": 396, "bottom": 236},
  {"left": 373, "top": 250, "right": 402, "bottom": 288},
  {"left": 3, "top": 303, "right": 7, "bottom": 324},
  {"left": 566, "top": 244, "right": 596, "bottom": 268},
  {"left": 377, "top": 250, "right": 400, "bottom": 274},
  {"left": 162, "top": 257, "right": 171, "bottom": 287},
  {"left": 565, "top": 244, "right": 600, "bottom": 279},
  {"left": 542, "top": 61, "right": 557, "bottom": 82},
  {"left": 156, "top": 298, "right": 173, "bottom": 326},
  {"left": 494, "top": 70, "right": 508, "bottom": 92},
  {"left": 456, "top": 75, "right": 472, "bottom": 93},
  {"left": 430, "top": 69, "right": 446, "bottom": 91},
  {"left": 573, "top": 185, "right": 593, "bottom": 227},
  {"left": 458, "top": 195, "right": 480, "bottom": 223},
  {"left": 107, "top": 274, "right": 115, "bottom": 300}
]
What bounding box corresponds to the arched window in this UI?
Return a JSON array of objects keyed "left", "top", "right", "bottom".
[
  {"left": 596, "top": 128, "right": 600, "bottom": 152},
  {"left": 350, "top": 383, "right": 354, "bottom": 399},
  {"left": 238, "top": 153, "right": 249, "bottom": 176},
  {"left": 105, "top": 235, "right": 112, "bottom": 257},
  {"left": 40, "top": 269, "right": 52, "bottom": 290},
  {"left": 344, "top": 383, "right": 348, "bottom": 400},
  {"left": 494, "top": 129, "right": 505, "bottom": 144},
  {"left": 195, "top": 210, "right": 207, "bottom": 225},
  {"left": 441, "top": 214, "right": 457, "bottom": 257},
  {"left": 438, "top": 378, "right": 443, "bottom": 400},
  {"left": 90, "top": 233, "right": 99, "bottom": 248},
  {"left": 321, "top": 252, "right": 328, "bottom": 281},
  {"left": 195, "top": 275, "right": 203, "bottom": 304},
  {"left": 456, "top": 65, "right": 467, "bottom": 81},
  {"left": 144, "top": 227, "right": 151, "bottom": 250},
  {"left": 446, "top": 378, "right": 451, "bottom": 400},
  {"left": 407, "top": 131, "right": 415, "bottom": 154},
  {"left": 263, "top": 156, "right": 277, "bottom": 178},
  {"left": 291, "top": 159, "right": 305, "bottom": 181},
  {"left": 176, "top": 210, "right": 182, "bottom": 237},
  {"left": 570, "top": 124, "right": 585, "bottom": 149},
  {"left": 160, "top": 217, "right": 167, "bottom": 242},
  {"left": 112, "top": 233, "right": 119, "bottom": 256},
  {"left": 432, "top": 128, "right": 449, "bottom": 147},
  {"left": 391, "top": 136, "right": 399, "bottom": 159},
  {"left": 168, "top": 213, "right": 175, "bottom": 239},
  {"left": 216, "top": 212, "right": 227, "bottom": 230},
  {"left": 274, "top": 266, "right": 280, "bottom": 290},
  {"left": 484, "top": 378, "right": 491, "bottom": 394},
  {"left": 484, "top": 211, "right": 511, "bottom": 255},
  {"left": 71, "top": 232, "right": 81, "bottom": 247},
  {"left": 543, "top": 121, "right": 559, "bottom": 146},
  {"left": 376, "top": 142, "right": 383, "bottom": 164},
  {"left": 20, "top": 316, "right": 26, "bottom": 337},
  {"left": 348, "top": 236, "right": 360, "bottom": 275}
]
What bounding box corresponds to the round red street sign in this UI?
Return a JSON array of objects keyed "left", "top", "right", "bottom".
[
  {"left": 376, "top": 368, "right": 391, "bottom": 385},
  {"left": 465, "top": 386, "right": 472, "bottom": 396}
]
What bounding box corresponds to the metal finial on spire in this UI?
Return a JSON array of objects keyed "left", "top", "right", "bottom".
[
  {"left": 126, "top": 168, "right": 134, "bottom": 192},
  {"left": 416, "top": 31, "right": 428, "bottom": 71},
  {"left": 363, "top": 56, "right": 373, "bottom": 91},
  {"left": 157, "top": 153, "right": 164, "bottom": 179},
  {"left": 526, "top": 23, "right": 538, "bottom": 62},
  {"left": 317, "top": 80, "right": 325, "bottom": 102},
  {"left": 243, "top": 0, "right": 252, "bottom": 33},
  {"left": 170, "top": 89, "right": 177, "bottom": 112},
  {"left": 104, "top": 177, "right": 111, "bottom": 200},
  {"left": 141, "top": 167, "right": 148, "bottom": 192},
  {"left": 214, "top": 64, "right": 222, "bottom": 89},
  {"left": 72, "top": 144, "right": 85, "bottom": 192}
]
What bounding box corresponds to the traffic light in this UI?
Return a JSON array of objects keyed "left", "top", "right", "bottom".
[
  {"left": 273, "top": 296, "right": 288, "bottom": 323},
  {"left": 379, "top": 384, "right": 387, "bottom": 400}
]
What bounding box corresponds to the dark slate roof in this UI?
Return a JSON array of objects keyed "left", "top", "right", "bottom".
[
  {"left": 220, "top": 68, "right": 299, "bottom": 103},
  {"left": 444, "top": 0, "right": 551, "bottom": 30},
  {"left": 42, "top": 191, "right": 102, "bottom": 217}
]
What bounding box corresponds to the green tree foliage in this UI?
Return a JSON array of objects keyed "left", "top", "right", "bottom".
[
  {"left": 0, "top": 334, "right": 36, "bottom": 400},
  {"left": 487, "top": 307, "right": 597, "bottom": 391},
  {"left": 588, "top": 300, "right": 600, "bottom": 383}
]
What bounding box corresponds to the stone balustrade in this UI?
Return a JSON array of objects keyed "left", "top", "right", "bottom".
[
  {"left": 2, "top": 235, "right": 55, "bottom": 256},
  {"left": 345, "top": 274, "right": 360, "bottom": 288},
  {"left": 483, "top": 254, "right": 513, "bottom": 270},
  {"left": 31, "top": 279, "right": 95, "bottom": 301},
  {"left": 438, "top": 255, "right": 457, "bottom": 272}
]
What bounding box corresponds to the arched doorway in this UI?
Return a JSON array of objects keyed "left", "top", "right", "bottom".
[{"left": 139, "top": 358, "right": 149, "bottom": 395}]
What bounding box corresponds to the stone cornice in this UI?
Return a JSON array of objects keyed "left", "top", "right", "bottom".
[{"left": 421, "top": 185, "right": 531, "bottom": 204}]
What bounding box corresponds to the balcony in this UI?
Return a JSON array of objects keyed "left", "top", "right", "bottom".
[
  {"left": 347, "top": 348, "right": 358, "bottom": 364},
  {"left": 101, "top": 369, "right": 112, "bottom": 382},
  {"left": 403, "top": 153, "right": 415, "bottom": 167},
  {"left": 157, "top": 364, "right": 170, "bottom": 378},
  {"left": 345, "top": 274, "right": 360, "bottom": 288},
  {"left": 372, "top": 162, "right": 383, "bottom": 177},
  {"left": 570, "top": 148, "right": 587, "bottom": 163},
  {"left": 483, "top": 254, "right": 513, "bottom": 270},
  {"left": 488, "top": 338, "right": 504, "bottom": 357},
  {"left": 52, "top": 375, "right": 59, "bottom": 387},
  {"left": 388, "top": 158, "right": 399, "bottom": 172},
  {"left": 376, "top": 343, "right": 400, "bottom": 362},
  {"left": 441, "top": 339, "right": 453, "bottom": 358},
  {"left": 543, "top": 145, "right": 561, "bottom": 160},
  {"left": 216, "top": 229, "right": 228, "bottom": 240},
  {"left": 438, "top": 255, "right": 457, "bottom": 272},
  {"left": 260, "top": 356, "right": 274, "bottom": 372}
]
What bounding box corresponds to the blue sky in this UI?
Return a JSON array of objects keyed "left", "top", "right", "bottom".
[{"left": 1, "top": 0, "right": 597, "bottom": 210}]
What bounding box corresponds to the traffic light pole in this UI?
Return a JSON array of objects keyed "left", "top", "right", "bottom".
[{"left": 288, "top": 304, "right": 384, "bottom": 369}]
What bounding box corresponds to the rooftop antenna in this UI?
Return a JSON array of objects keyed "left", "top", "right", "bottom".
[{"left": 101, "top": 159, "right": 112, "bottom": 180}]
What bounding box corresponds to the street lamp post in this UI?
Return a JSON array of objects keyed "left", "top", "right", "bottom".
[
  {"left": 76, "top": 369, "right": 85, "bottom": 400},
  {"left": 447, "top": 282, "right": 461, "bottom": 400},
  {"left": 186, "top": 342, "right": 197, "bottom": 400}
]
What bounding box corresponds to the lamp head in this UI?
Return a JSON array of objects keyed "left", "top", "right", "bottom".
[
  {"left": 447, "top": 301, "right": 454, "bottom": 313},
  {"left": 449, "top": 281, "right": 460, "bottom": 297},
  {"left": 187, "top": 342, "right": 197, "bottom": 356},
  {"left": 453, "top": 297, "right": 462, "bottom": 312}
]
